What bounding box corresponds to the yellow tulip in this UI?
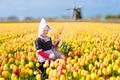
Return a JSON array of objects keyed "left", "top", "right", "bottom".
[
  {"left": 36, "top": 74, "right": 41, "bottom": 80},
  {"left": 28, "top": 69, "right": 33, "bottom": 75},
  {"left": 0, "top": 77, "right": 5, "bottom": 80},
  {"left": 36, "top": 62, "right": 40, "bottom": 67},
  {"left": 73, "top": 71, "right": 77, "bottom": 78},
  {"left": 60, "top": 75, "right": 66, "bottom": 80},
  {"left": 46, "top": 67, "right": 51, "bottom": 75},
  {"left": 2, "top": 71, "right": 9, "bottom": 78},
  {"left": 3, "top": 64, "right": 8, "bottom": 71},
  {"left": 28, "top": 61, "right": 34, "bottom": 68}
]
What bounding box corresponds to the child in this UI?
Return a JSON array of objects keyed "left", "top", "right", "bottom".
[{"left": 35, "top": 18, "right": 64, "bottom": 76}]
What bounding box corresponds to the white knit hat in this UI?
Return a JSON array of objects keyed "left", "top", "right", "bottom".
[{"left": 38, "top": 18, "right": 53, "bottom": 36}]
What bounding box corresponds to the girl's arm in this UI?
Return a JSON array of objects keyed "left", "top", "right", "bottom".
[{"left": 52, "top": 39, "right": 60, "bottom": 47}]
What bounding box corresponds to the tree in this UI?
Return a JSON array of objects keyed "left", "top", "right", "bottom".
[
  {"left": 23, "top": 17, "right": 34, "bottom": 21},
  {"left": 0, "top": 17, "right": 5, "bottom": 21},
  {"left": 7, "top": 16, "right": 19, "bottom": 21},
  {"left": 105, "top": 14, "right": 120, "bottom": 19},
  {"left": 61, "top": 15, "right": 71, "bottom": 19}
]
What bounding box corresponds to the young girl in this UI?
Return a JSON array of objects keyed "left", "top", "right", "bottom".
[{"left": 35, "top": 18, "right": 64, "bottom": 75}]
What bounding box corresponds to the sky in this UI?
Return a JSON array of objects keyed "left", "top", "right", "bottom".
[{"left": 0, "top": 0, "right": 120, "bottom": 19}]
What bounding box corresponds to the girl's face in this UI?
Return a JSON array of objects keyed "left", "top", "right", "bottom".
[{"left": 41, "top": 26, "right": 49, "bottom": 37}]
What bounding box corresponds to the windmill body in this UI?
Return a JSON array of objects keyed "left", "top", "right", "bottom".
[{"left": 73, "top": 7, "right": 82, "bottom": 20}]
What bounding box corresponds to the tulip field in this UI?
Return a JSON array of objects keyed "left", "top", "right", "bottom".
[{"left": 0, "top": 22, "right": 120, "bottom": 80}]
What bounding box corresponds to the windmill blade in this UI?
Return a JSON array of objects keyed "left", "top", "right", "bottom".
[{"left": 66, "top": 8, "right": 73, "bottom": 11}]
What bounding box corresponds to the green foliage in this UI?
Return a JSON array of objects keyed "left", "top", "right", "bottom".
[
  {"left": 105, "top": 14, "right": 120, "bottom": 19},
  {"left": 59, "top": 41, "right": 73, "bottom": 56}
]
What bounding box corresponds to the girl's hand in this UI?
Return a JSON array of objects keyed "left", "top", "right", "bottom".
[
  {"left": 57, "top": 37, "right": 60, "bottom": 42},
  {"left": 49, "top": 53, "right": 55, "bottom": 59},
  {"left": 53, "top": 37, "right": 60, "bottom": 47}
]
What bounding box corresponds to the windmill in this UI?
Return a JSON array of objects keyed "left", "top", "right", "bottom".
[{"left": 66, "top": 0, "right": 82, "bottom": 20}]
